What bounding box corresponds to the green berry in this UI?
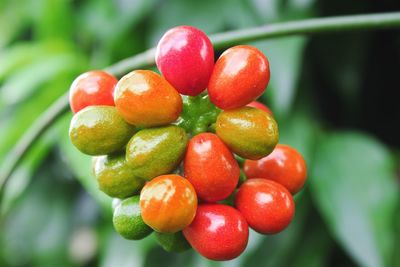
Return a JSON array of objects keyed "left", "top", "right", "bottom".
[
  {"left": 155, "top": 231, "right": 191, "bottom": 252},
  {"left": 69, "top": 106, "right": 135, "bottom": 155},
  {"left": 113, "top": 196, "right": 153, "bottom": 240},
  {"left": 93, "top": 153, "right": 145, "bottom": 198},
  {"left": 126, "top": 125, "right": 188, "bottom": 180},
  {"left": 216, "top": 107, "right": 279, "bottom": 159}
]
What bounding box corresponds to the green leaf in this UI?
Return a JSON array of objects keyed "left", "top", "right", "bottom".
[
  {"left": 310, "top": 132, "right": 398, "bottom": 267},
  {"left": 0, "top": 160, "right": 75, "bottom": 267},
  {"left": 254, "top": 37, "right": 307, "bottom": 118},
  {"left": 1, "top": 129, "right": 55, "bottom": 216},
  {"left": 1, "top": 53, "right": 83, "bottom": 105},
  {"left": 147, "top": 0, "right": 227, "bottom": 45},
  {"left": 99, "top": 230, "right": 157, "bottom": 267}
]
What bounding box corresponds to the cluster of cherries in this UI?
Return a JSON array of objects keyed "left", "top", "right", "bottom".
[{"left": 68, "top": 26, "right": 307, "bottom": 261}]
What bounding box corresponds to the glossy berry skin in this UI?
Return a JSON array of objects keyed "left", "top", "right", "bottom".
[
  {"left": 92, "top": 154, "right": 145, "bottom": 199},
  {"left": 216, "top": 107, "right": 279, "bottom": 160},
  {"left": 244, "top": 144, "right": 307, "bottom": 194},
  {"left": 184, "top": 133, "right": 239, "bottom": 202},
  {"left": 183, "top": 204, "right": 249, "bottom": 261},
  {"left": 126, "top": 125, "right": 188, "bottom": 181},
  {"left": 156, "top": 26, "right": 214, "bottom": 96},
  {"left": 208, "top": 45, "right": 270, "bottom": 109},
  {"left": 113, "top": 196, "right": 153, "bottom": 240},
  {"left": 235, "top": 179, "right": 295, "bottom": 234},
  {"left": 69, "top": 70, "right": 117, "bottom": 113},
  {"left": 114, "top": 70, "right": 182, "bottom": 127},
  {"left": 247, "top": 101, "right": 273, "bottom": 116},
  {"left": 69, "top": 106, "right": 136, "bottom": 156},
  {"left": 140, "top": 174, "right": 197, "bottom": 233}
]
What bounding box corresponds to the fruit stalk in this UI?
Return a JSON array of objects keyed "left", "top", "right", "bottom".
[{"left": 1, "top": 12, "right": 400, "bottom": 195}]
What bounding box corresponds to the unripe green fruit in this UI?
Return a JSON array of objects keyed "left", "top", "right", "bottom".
[
  {"left": 126, "top": 125, "right": 188, "bottom": 180},
  {"left": 93, "top": 154, "right": 145, "bottom": 198},
  {"left": 216, "top": 107, "right": 279, "bottom": 160},
  {"left": 69, "top": 106, "right": 135, "bottom": 155},
  {"left": 113, "top": 196, "right": 153, "bottom": 240},
  {"left": 155, "top": 231, "right": 191, "bottom": 252}
]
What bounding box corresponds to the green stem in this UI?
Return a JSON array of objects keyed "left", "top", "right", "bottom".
[{"left": 1, "top": 12, "right": 400, "bottom": 193}]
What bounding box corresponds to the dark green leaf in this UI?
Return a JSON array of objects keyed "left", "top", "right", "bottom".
[{"left": 310, "top": 132, "right": 398, "bottom": 267}]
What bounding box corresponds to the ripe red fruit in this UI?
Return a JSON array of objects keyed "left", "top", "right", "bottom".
[
  {"left": 184, "top": 133, "right": 240, "bottom": 202},
  {"left": 235, "top": 179, "right": 295, "bottom": 234},
  {"left": 156, "top": 26, "right": 214, "bottom": 96},
  {"left": 69, "top": 70, "right": 117, "bottom": 113},
  {"left": 183, "top": 204, "right": 249, "bottom": 261},
  {"left": 247, "top": 101, "right": 273, "bottom": 116},
  {"left": 244, "top": 144, "right": 307, "bottom": 194},
  {"left": 208, "top": 45, "right": 270, "bottom": 109}
]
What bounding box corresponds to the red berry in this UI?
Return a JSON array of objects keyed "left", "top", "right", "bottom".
[
  {"left": 184, "top": 133, "right": 240, "bottom": 202},
  {"left": 69, "top": 70, "right": 117, "bottom": 113},
  {"left": 235, "top": 179, "right": 295, "bottom": 234},
  {"left": 208, "top": 45, "right": 270, "bottom": 109},
  {"left": 244, "top": 144, "right": 307, "bottom": 194},
  {"left": 247, "top": 101, "right": 273, "bottom": 116},
  {"left": 183, "top": 204, "right": 249, "bottom": 261},
  {"left": 156, "top": 26, "right": 214, "bottom": 96}
]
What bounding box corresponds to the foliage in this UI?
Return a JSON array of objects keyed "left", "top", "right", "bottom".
[{"left": 0, "top": 0, "right": 399, "bottom": 267}]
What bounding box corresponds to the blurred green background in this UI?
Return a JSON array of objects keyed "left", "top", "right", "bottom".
[{"left": 0, "top": 0, "right": 399, "bottom": 267}]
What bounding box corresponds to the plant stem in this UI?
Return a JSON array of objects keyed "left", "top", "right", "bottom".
[{"left": 1, "top": 12, "right": 400, "bottom": 194}]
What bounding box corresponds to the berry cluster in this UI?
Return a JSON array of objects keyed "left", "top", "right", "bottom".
[{"left": 69, "top": 26, "right": 307, "bottom": 261}]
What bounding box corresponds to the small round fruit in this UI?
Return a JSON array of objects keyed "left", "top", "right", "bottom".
[
  {"left": 140, "top": 174, "right": 197, "bottom": 233},
  {"left": 113, "top": 196, "right": 153, "bottom": 240},
  {"left": 126, "top": 125, "right": 188, "bottom": 181},
  {"left": 244, "top": 144, "right": 307, "bottom": 194},
  {"left": 114, "top": 70, "right": 182, "bottom": 127},
  {"left": 235, "top": 179, "right": 295, "bottom": 234},
  {"left": 156, "top": 26, "right": 214, "bottom": 96},
  {"left": 216, "top": 107, "right": 278, "bottom": 160},
  {"left": 69, "top": 70, "right": 117, "bottom": 113},
  {"left": 184, "top": 133, "right": 239, "bottom": 202},
  {"left": 93, "top": 154, "right": 145, "bottom": 198},
  {"left": 155, "top": 231, "right": 191, "bottom": 253},
  {"left": 208, "top": 45, "right": 270, "bottom": 109},
  {"left": 247, "top": 101, "right": 273, "bottom": 116},
  {"left": 183, "top": 204, "right": 249, "bottom": 261},
  {"left": 69, "top": 106, "right": 135, "bottom": 155}
]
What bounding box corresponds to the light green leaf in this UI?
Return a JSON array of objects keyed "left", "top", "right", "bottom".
[
  {"left": 1, "top": 53, "right": 82, "bottom": 105},
  {"left": 310, "top": 132, "right": 398, "bottom": 267}
]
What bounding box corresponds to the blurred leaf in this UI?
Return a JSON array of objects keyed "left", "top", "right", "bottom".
[
  {"left": 58, "top": 115, "right": 112, "bottom": 214},
  {"left": 1, "top": 53, "right": 83, "bottom": 105},
  {"left": 147, "top": 0, "right": 227, "bottom": 45},
  {"left": 255, "top": 37, "right": 307, "bottom": 118},
  {"left": 0, "top": 0, "right": 29, "bottom": 47},
  {"left": 100, "top": 230, "right": 157, "bottom": 267},
  {"left": 248, "top": 0, "right": 281, "bottom": 23},
  {"left": 0, "top": 71, "right": 81, "bottom": 162},
  {"left": 0, "top": 40, "right": 77, "bottom": 81},
  {"left": 310, "top": 132, "right": 399, "bottom": 267},
  {"left": 1, "top": 128, "right": 56, "bottom": 216},
  {"left": 0, "top": 159, "right": 75, "bottom": 267},
  {"left": 278, "top": 110, "right": 318, "bottom": 164},
  {"left": 29, "top": 0, "right": 73, "bottom": 40},
  {"left": 289, "top": 224, "right": 333, "bottom": 267}
]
